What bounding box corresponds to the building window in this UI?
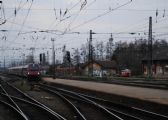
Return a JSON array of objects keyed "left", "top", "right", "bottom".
[
  {"left": 164, "top": 65, "right": 168, "bottom": 74},
  {"left": 157, "top": 66, "right": 162, "bottom": 74}
]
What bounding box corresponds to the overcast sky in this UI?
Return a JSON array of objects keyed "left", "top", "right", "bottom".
[{"left": 0, "top": 0, "right": 168, "bottom": 66}]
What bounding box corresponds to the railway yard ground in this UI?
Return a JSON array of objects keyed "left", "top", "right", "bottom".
[
  {"left": 42, "top": 77, "right": 168, "bottom": 105},
  {"left": 0, "top": 73, "right": 168, "bottom": 120}
]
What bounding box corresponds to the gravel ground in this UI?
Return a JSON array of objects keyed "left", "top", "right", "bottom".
[
  {"left": 28, "top": 90, "right": 77, "bottom": 120},
  {"left": 0, "top": 103, "right": 23, "bottom": 120},
  {"left": 11, "top": 79, "right": 78, "bottom": 120},
  {"left": 2, "top": 74, "right": 168, "bottom": 119},
  {"left": 7, "top": 77, "right": 114, "bottom": 120},
  {"left": 12, "top": 80, "right": 112, "bottom": 120},
  {"left": 48, "top": 82, "right": 168, "bottom": 116}
]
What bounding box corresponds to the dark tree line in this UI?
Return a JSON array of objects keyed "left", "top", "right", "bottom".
[
  {"left": 71, "top": 35, "right": 114, "bottom": 65},
  {"left": 67, "top": 36, "right": 168, "bottom": 76},
  {"left": 113, "top": 39, "right": 168, "bottom": 75}
]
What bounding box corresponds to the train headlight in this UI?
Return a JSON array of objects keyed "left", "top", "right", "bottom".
[
  {"left": 27, "top": 72, "right": 29, "bottom": 75},
  {"left": 37, "top": 72, "right": 40, "bottom": 75}
]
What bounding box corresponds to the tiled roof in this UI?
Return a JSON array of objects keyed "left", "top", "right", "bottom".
[
  {"left": 96, "top": 60, "right": 117, "bottom": 69},
  {"left": 82, "top": 60, "right": 117, "bottom": 69},
  {"left": 142, "top": 47, "right": 168, "bottom": 61}
]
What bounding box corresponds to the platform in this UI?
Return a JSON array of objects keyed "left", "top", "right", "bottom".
[{"left": 42, "top": 77, "right": 168, "bottom": 105}]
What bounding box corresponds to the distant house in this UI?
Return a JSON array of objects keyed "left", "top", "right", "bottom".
[
  {"left": 55, "top": 63, "right": 76, "bottom": 76},
  {"left": 0, "top": 67, "right": 5, "bottom": 72},
  {"left": 81, "top": 60, "right": 117, "bottom": 77},
  {"left": 40, "top": 65, "right": 49, "bottom": 75},
  {"left": 142, "top": 48, "right": 168, "bottom": 77}
]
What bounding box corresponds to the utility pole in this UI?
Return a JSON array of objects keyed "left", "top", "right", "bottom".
[
  {"left": 51, "top": 38, "right": 56, "bottom": 79},
  {"left": 148, "top": 16, "right": 153, "bottom": 78},
  {"left": 22, "top": 53, "right": 25, "bottom": 65},
  {"left": 30, "top": 47, "right": 35, "bottom": 63},
  {"left": 88, "top": 30, "right": 94, "bottom": 77},
  {"left": 109, "top": 33, "right": 113, "bottom": 60},
  {"left": 3, "top": 56, "right": 5, "bottom": 71},
  {"left": 47, "top": 51, "right": 49, "bottom": 65}
]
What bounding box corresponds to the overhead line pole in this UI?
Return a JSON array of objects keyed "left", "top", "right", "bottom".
[
  {"left": 148, "top": 16, "right": 153, "bottom": 78},
  {"left": 4, "top": 56, "right": 5, "bottom": 71},
  {"left": 51, "top": 38, "right": 56, "bottom": 79},
  {"left": 89, "top": 30, "right": 93, "bottom": 77}
]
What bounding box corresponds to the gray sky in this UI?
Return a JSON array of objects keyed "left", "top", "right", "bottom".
[{"left": 0, "top": 0, "right": 168, "bottom": 66}]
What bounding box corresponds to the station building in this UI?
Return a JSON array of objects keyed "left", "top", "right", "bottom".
[
  {"left": 81, "top": 60, "right": 117, "bottom": 77},
  {"left": 142, "top": 48, "right": 168, "bottom": 77}
]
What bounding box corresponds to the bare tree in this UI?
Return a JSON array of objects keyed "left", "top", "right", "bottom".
[
  {"left": 72, "top": 48, "right": 81, "bottom": 65},
  {"left": 106, "top": 34, "right": 114, "bottom": 60},
  {"left": 95, "top": 41, "right": 104, "bottom": 60},
  {"left": 80, "top": 43, "right": 88, "bottom": 63}
]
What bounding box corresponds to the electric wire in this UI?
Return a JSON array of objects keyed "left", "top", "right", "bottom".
[{"left": 69, "top": 0, "right": 133, "bottom": 32}]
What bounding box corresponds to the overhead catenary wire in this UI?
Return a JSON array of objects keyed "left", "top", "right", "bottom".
[
  {"left": 114, "top": 14, "right": 168, "bottom": 34},
  {"left": 62, "top": 0, "right": 96, "bottom": 34},
  {"left": 2, "top": 1, "right": 34, "bottom": 51},
  {"left": 47, "top": 0, "right": 82, "bottom": 31},
  {"left": 3, "top": 0, "right": 167, "bottom": 36},
  {"left": 68, "top": 0, "right": 133, "bottom": 32},
  {"left": 4, "top": 0, "right": 30, "bottom": 21},
  {"left": 4, "top": 7, "right": 168, "bottom": 12},
  {"left": 17, "top": 0, "right": 34, "bottom": 36},
  {"left": 2, "top": 0, "right": 168, "bottom": 66},
  {"left": 0, "top": 1, "right": 6, "bottom": 25}
]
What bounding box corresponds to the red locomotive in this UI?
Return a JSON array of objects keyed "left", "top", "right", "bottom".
[{"left": 8, "top": 63, "right": 41, "bottom": 81}]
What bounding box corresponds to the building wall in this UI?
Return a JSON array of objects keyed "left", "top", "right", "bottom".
[
  {"left": 83, "top": 63, "right": 101, "bottom": 76},
  {"left": 83, "top": 62, "right": 117, "bottom": 77},
  {"left": 164, "top": 65, "right": 168, "bottom": 75},
  {"left": 143, "top": 62, "right": 168, "bottom": 77}
]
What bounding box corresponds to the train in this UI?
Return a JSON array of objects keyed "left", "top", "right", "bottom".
[
  {"left": 120, "top": 69, "right": 131, "bottom": 77},
  {"left": 8, "top": 63, "right": 41, "bottom": 81}
]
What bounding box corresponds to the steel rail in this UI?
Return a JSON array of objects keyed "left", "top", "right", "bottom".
[
  {"left": 0, "top": 100, "right": 28, "bottom": 120},
  {"left": 55, "top": 90, "right": 141, "bottom": 120},
  {"left": 39, "top": 83, "right": 124, "bottom": 120},
  {"left": 0, "top": 84, "right": 29, "bottom": 120},
  {"left": 58, "top": 85, "right": 168, "bottom": 120},
  {"left": 0, "top": 93, "right": 66, "bottom": 120},
  {"left": 40, "top": 86, "right": 87, "bottom": 120},
  {"left": 7, "top": 82, "right": 67, "bottom": 120},
  {"left": 39, "top": 83, "right": 168, "bottom": 120}
]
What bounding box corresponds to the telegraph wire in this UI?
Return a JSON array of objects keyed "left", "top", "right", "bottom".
[
  {"left": 62, "top": 0, "right": 96, "bottom": 35},
  {"left": 47, "top": 0, "right": 87, "bottom": 33},
  {"left": 5, "top": 0, "right": 29, "bottom": 21},
  {"left": 4, "top": 0, "right": 34, "bottom": 52},
  {"left": 0, "top": 1, "right": 6, "bottom": 25},
  {"left": 47, "top": 0, "right": 82, "bottom": 31},
  {"left": 17, "top": 0, "right": 34, "bottom": 36},
  {"left": 114, "top": 14, "right": 168, "bottom": 34},
  {"left": 4, "top": 7, "right": 168, "bottom": 12},
  {"left": 69, "top": 0, "right": 133, "bottom": 32},
  {"left": 5, "top": 19, "right": 46, "bottom": 31}
]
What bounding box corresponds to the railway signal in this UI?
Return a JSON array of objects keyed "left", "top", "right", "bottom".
[{"left": 66, "top": 51, "right": 71, "bottom": 63}]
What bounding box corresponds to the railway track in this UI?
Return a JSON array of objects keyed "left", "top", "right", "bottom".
[
  {"left": 104, "top": 79, "right": 168, "bottom": 90},
  {"left": 38, "top": 84, "right": 123, "bottom": 120},
  {"left": 0, "top": 80, "right": 66, "bottom": 120},
  {"left": 38, "top": 83, "right": 168, "bottom": 120},
  {"left": 1, "top": 74, "right": 168, "bottom": 120},
  {"left": 1, "top": 78, "right": 89, "bottom": 120},
  {"left": 0, "top": 100, "right": 26, "bottom": 120},
  {"left": 53, "top": 76, "right": 168, "bottom": 90},
  {"left": 3, "top": 78, "right": 125, "bottom": 120}
]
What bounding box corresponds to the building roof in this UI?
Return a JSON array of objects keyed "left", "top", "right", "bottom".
[
  {"left": 55, "top": 63, "right": 74, "bottom": 68},
  {"left": 142, "top": 47, "right": 168, "bottom": 61},
  {"left": 153, "top": 48, "right": 168, "bottom": 60},
  {"left": 96, "top": 60, "right": 117, "bottom": 69},
  {"left": 82, "top": 60, "right": 117, "bottom": 69}
]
